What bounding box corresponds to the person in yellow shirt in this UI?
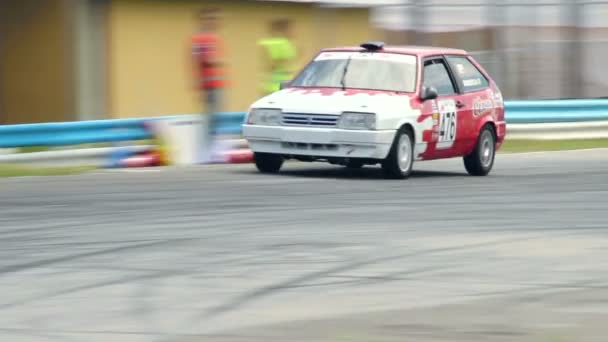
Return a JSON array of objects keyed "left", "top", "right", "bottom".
[{"left": 258, "top": 18, "right": 298, "bottom": 96}]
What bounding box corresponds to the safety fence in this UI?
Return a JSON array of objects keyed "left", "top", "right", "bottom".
[
  {"left": 505, "top": 99, "right": 608, "bottom": 123},
  {"left": 0, "top": 99, "right": 607, "bottom": 168},
  {"left": 0, "top": 112, "right": 247, "bottom": 148},
  {"left": 0, "top": 113, "right": 251, "bottom": 167},
  {"left": 504, "top": 99, "right": 608, "bottom": 140}
]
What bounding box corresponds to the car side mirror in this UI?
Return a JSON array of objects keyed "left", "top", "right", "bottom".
[
  {"left": 279, "top": 80, "right": 291, "bottom": 90},
  {"left": 420, "top": 86, "right": 438, "bottom": 101}
]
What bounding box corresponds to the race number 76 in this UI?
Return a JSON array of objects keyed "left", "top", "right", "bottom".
[{"left": 439, "top": 111, "right": 457, "bottom": 142}]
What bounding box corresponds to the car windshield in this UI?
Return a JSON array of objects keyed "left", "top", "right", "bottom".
[{"left": 290, "top": 51, "right": 417, "bottom": 93}]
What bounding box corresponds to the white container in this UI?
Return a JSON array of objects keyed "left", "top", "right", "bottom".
[{"left": 151, "top": 115, "right": 207, "bottom": 165}]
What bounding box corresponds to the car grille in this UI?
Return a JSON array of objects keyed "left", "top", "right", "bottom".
[
  {"left": 281, "top": 113, "right": 340, "bottom": 127},
  {"left": 281, "top": 142, "right": 339, "bottom": 151}
]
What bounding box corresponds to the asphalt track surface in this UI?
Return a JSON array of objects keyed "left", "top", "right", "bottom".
[{"left": 1, "top": 149, "right": 608, "bottom": 342}]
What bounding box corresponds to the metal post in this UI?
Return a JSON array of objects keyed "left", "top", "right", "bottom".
[
  {"left": 0, "top": 8, "right": 3, "bottom": 124},
  {"left": 486, "top": 0, "right": 506, "bottom": 92},
  {"left": 73, "top": 0, "right": 109, "bottom": 120},
  {"left": 488, "top": 0, "right": 515, "bottom": 98},
  {"left": 527, "top": 1, "right": 539, "bottom": 99},
  {"left": 562, "top": 0, "right": 584, "bottom": 98}
]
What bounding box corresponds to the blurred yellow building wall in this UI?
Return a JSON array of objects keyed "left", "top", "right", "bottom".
[
  {"left": 0, "top": 0, "right": 75, "bottom": 124},
  {"left": 107, "top": 0, "right": 378, "bottom": 118}
]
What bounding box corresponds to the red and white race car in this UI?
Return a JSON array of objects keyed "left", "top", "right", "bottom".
[{"left": 243, "top": 41, "right": 506, "bottom": 179}]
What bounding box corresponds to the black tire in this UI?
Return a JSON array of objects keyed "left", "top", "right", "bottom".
[
  {"left": 254, "top": 152, "right": 284, "bottom": 173},
  {"left": 345, "top": 159, "right": 364, "bottom": 169},
  {"left": 464, "top": 125, "right": 496, "bottom": 176},
  {"left": 382, "top": 127, "right": 414, "bottom": 179}
]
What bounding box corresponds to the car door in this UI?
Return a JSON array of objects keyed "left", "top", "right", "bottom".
[
  {"left": 418, "top": 56, "right": 469, "bottom": 160},
  {"left": 445, "top": 55, "right": 496, "bottom": 155}
]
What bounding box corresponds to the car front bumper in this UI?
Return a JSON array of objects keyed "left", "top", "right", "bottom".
[{"left": 242, "top": 125, "right": 396, "bottom": 159}]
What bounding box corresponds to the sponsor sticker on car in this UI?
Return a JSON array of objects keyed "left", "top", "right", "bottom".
[{"left": 473, "top": 97, "right": 494, "bottom": 117}]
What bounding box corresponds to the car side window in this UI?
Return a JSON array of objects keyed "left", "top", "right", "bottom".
[
  {"left": 423, "top": 59, "right": 457, "bottom": 96},
  {"left": 446, "top": 56, "right": 489, "bottom": 92}
]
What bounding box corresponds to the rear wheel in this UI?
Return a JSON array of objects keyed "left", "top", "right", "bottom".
[
  {"left": 464, "top": 125, "right": 496, "bottom": 176},
  {"left": 254, "top": 152, "right": 284, "bottom": 173},
  {"left": 382, "top": 127, "right": 414, "bottom": 179}
]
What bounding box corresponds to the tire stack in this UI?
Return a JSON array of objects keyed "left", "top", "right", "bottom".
[{"left": 213, "top": 138, "right": 253, "bottom": 164}]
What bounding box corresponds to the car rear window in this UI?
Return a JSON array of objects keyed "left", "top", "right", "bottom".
[
  {"left": 446, "top": 56, "right": 489, "bottom": 92},
  {"left": 290, "top": 51, "right": 417, "bottom": 93}
]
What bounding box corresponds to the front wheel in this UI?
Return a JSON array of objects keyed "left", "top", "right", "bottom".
[
  {"left": 254, "top": 152, "right": 284, "bottom": 173},
  {"left": 382, "top": 127, "right": 414, "bottom": 179},
  {"left": 463, "top": 125, "right": 496, "bottom": 176}
]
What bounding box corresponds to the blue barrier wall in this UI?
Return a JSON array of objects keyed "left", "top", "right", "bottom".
[
  {"left": 1, "top": 99, "right": 607, "bottom": 148},
  {"left": 504, "top": 99, "right": 608, "bottom": 123},
  {"left": 211, "top": 112, "right": 247, "bottom": 135},
  {"left": 0, "top": 118, "right": 151, "bottom": 148}
]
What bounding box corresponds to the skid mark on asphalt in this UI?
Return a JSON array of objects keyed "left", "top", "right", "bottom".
[
  {"left": 0, "top": 248, "right": 269, "bottom": 311},
  {"left": 189, "top": 233, "right": 564, "bottom": 323},
  {"left": 1, "top": 149, "right": 607, "bottom": 341},
  {"left": 0, "top": 327, "right": 204, "bottom": 339},
  {"left": 0, "top": 239, "right": 190, "bottom": 277}
]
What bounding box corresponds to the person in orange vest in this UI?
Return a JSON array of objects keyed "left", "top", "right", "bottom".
[{"left": 191, "top": 7, "right": 228, "bottom": 164}]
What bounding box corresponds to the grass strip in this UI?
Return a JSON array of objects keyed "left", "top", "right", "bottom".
[
  {"left": 0, "top": 164, "right": 96, "bottom": 178},
  {"left": 500, "top": 138, "right": 608, "bottom": 153}
]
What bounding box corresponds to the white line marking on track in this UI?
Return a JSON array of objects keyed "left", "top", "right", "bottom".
[
  {"left": 501, "top": 147, "right": 608, "bottom": 156},
  {"left": 230, "top": 177, "right": 317, "bottom": 185},
  {"left": 96, "top": 168, "right": 163, "bottom": 173}
]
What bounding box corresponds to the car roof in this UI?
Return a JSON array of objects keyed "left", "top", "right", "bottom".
[{"left": 321, "top": 45, "right": 468, "bottom": 57}]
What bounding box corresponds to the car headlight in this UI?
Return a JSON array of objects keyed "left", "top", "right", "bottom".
[
  {"left": 338, "top": 112, "right": 376, "bottom": 130},
  {"left": 246, "top": 108, "right": 282, "bottom": 126}
]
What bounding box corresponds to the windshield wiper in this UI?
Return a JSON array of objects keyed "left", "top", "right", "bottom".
[{"left": 340, "top": 54, "right": 353, "bottom": 91}]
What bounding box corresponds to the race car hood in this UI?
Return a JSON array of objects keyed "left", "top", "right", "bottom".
[{"left": 250, "top": 87, "right": 413, "bottom": 115}]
